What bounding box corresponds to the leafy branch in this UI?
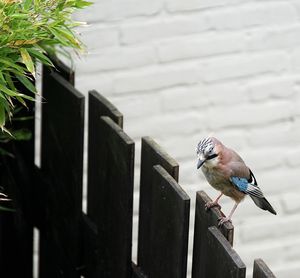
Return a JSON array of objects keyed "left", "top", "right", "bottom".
[{"left": 0, "top": 0, "right": 92, "bottom": 131}]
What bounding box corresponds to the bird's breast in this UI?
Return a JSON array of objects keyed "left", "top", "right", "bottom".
[
  {"left": 201, "top": 166, "right": 228, "bottom": 191},
  {"left": 201, "top": 165, "right": 245, "bottom": 203}
]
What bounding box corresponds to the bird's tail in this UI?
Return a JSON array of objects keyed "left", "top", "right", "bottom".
[{"left": 250, "top": 195, "right": 277, "bottom": 215}]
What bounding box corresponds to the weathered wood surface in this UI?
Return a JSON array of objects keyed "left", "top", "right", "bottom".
[
  {"left": 34, "top": 57, "right": 75, "bottom": 227},
  {"left": 87, "top": 116, "right": 134, "bottom": 278},
  {"left": 192, "top": 190, "right": 234, "bottom": 278},
  {"left": 88, "top": 90, "right": 123, "bottom": 128},
  {"left": 85, "top": 90, "right": 124, "bottom": 277},
  {"left": 132, "top": 263, "right": 147, "bottom": 278},
  {"left": 253, "top": 259, "right": 276, "bottom": 278},
  {"left": 43, "top": 56, "right": 75, "bottom": 85},
  {"left": 137, "top": 136, "right": 179, "bottom": 273},
  {"left": 81, "top": 213, "right": 98, "bottom": 278},
  {"left": 206, "top": 226, "right": 246, "bottom": 278},
  {"left": 144, "top": 165, "right": 190, "bottom": 278},
  {"left": 39, "top": 71, "right": 84, "bottom": 278}
]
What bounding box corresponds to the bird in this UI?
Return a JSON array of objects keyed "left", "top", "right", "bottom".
[{"left": 196, "top": 136, "right": 276, "bottom": 226}]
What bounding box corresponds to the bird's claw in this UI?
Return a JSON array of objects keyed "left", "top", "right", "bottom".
[
  {"left": 218, "top": 217, "right": 232, "bottom": 227},
  {"left": 205, "top": 201, "right": 221, "bottom": 211}
]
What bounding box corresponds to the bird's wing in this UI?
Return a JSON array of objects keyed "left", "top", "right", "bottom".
[
  {"left": 228, "top": 162, "right": 276, "bottom": 214},
  {"left": 223, "top": 149, "right": 265, "bottom": 198},
  {"left": 228, "top": 160, "right": 264, "bottom": 197},
  {"left": 230, "top": 176, "right": 264, "bottom": 198}
]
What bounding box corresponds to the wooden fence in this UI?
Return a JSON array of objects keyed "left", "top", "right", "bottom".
[{"left": 0, "top": 59, "right": 276, "bottom": 278}]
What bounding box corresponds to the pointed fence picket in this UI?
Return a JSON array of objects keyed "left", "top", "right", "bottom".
[
  {"left": 192, "top": 191, "right": 234, "bottom": 277},
  {"left": 0, "top": 58, "right": 277, "bottom": 278},
  {"left": 253, "top": 259, "right": 276, "bottom": 278},
  {"left": 137, "top": 136, "right": 179, "bottom": 274},
  {"left": 40, "top": 67, "right": 85, "bottom": 278}
]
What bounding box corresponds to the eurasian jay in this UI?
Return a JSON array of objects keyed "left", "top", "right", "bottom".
[{"left": 196, "top": 137, "right": 276, "bottom": 225}]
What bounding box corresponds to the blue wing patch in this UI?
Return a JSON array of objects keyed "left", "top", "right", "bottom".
[
  {"left": 230, "top": 177, "right": 248, "bottom": 192},
  {"left": 230, "top": 176, "right": 264, "bottom": 198}
]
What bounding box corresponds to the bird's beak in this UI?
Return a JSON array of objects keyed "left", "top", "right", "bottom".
[{"left": 197, "top": 158, "right": 206, "bottom": 169}]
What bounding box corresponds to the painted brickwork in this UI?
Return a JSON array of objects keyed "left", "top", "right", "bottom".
[{"left": 74, "top": 1, "right": 300, "bottom": 277}]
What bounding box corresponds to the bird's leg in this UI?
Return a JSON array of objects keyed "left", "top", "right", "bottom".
[
  {"left": 218, "top": 202, "right": 239, "bottom": 226},
  {"left": 205, "top": 193, "right": 223, "bottom": 210}
]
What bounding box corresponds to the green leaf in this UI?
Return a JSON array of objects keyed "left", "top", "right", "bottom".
[
  {"left": 0, "top": 101, "right": 5, "bottom": 128},
  {"left": 33, "top": 0, "right": 40, "bottom": 6},
  {"left": 12, "top": 128, "right": 32, "bottom": 141},
  {"left": 0, "top": 83, "right": 35, "bottom": 101},
  {"left": 16, "top": 96, "right": 28, "bottom": 107},
  {"left": 0, "top": 72, "right": 6, "bottom": 85},
  {"left": 75, "top": 1, "right": 93, "bottom": 8},
  {"left": 48, "top": 27, "right": 70, "bottom": 46},
  {"left": 4, "top": 73, "right": 16, "bottom": 92},
  {"left": 24, "top": 0, "right": 32, "bottom": 10},
  {"left": 0, "top": 205, "right": 15, "bottom": 212},
  {"left": 56, "top": 27, "right": 81, "bottom": 48},
  {"left": 10, "top": 14, "right": 28, "bottom": 19},
  {"left": 0, "top": 58, "right": 26, "bottom": 74},
  {"left": 1, "top": 127, "right": 13, "bottom": 137},
  {"left": 15, "top": 74, "right": 37, "bottom": 94},
  {"left": 27, "top": 48, "right": 53, "bottom": 67},
  {"left": 20, "top": 48, "right": 35, "bottom": 77}
]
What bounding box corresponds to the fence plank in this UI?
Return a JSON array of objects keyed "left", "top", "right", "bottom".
[
  {"left": 87, "top": 116, "right": 134, "bottom": 278},
  {"left": 192, "top": 190, "right": 234, "bottom": 278},
  {"left": 137, "top": 136, "right": 179, "bottom": 272},
  {"left": 144, "top": 165, "right": 190, "bottom": 278},
  {"left": 253, "top": 259, "right": 276, "bottom": 278},
  {"left": 88, "top": 90, "right": 123, "bottom": 128},
  {"left": 52, "top": 57, "right": 75, "bottom": 84},
  {"left": 206, "top": 226, "right": 246, "bottom": 278},
  {"left": 85, "top": 91, "right": 124, "bottom": 277},
  {"left": 81, "top": 213, "right": 98, "bottom": 278},
  {"left": 39, "top": 71, "right": 84, "bottom": 278},
  {"left": 43, "top": 56, "right": 75, "bottom": 85},
  {"left": 132, "top": 263, "right": 147, "bottom": 278}
]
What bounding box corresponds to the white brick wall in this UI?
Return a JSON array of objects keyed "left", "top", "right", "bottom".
[{"left": 73, "top": 1, "right": 300, "bottom": 277}]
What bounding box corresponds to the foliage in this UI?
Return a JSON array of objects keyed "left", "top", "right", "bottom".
[{"left": 0, "top": 0, "right": 92, "bottom": 132}]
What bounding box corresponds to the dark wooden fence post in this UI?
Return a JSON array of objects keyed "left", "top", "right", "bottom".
[
  {"left": 88, "top": 90, "right": 123, "bottom": 128},
  {"left": 39, "top": 71, "right": 84, "bottom": 278},
  {"left": 81, "top": 213, "right": 98, "bottom": 278},
  {"left": 206, "top": 226, "right": 246, "bottom": 278},
  {"left": 253, "top": 259, "right": 276, "bottom": 278},
  {"left": 137, "top": 136, "right": 179, "bottom": 275},
  {"left": 142, "top": 165, "right": 190, "bottom": 278},
  {"left": 87, "top": 113, "right": 134, "bottom": 278},
  {"left": 192, "top": 191, "right": 234, "bottom": 278},
  {"left": 82, "top": 90, "right": 124, "bottom": 277}
]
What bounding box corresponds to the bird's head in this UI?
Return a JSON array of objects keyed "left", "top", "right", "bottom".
[{"left": 196, "top": 137, "right": 219, "bottom": 169}]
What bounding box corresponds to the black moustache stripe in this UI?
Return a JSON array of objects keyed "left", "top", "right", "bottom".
[{"left": 207, "top": 154, "right": 218, "bottom": 160}]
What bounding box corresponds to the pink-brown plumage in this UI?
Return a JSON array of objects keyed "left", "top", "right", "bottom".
[{"left": 196, "top": 136, "right": 276, "bottom": 225}]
